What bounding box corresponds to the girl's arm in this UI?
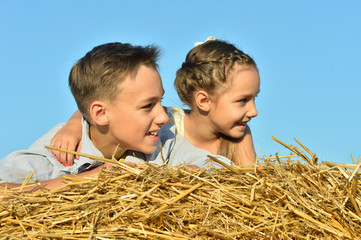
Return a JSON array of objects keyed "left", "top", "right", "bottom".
[
  {"left": 50, "top": 110, "right": 83, "bottom": 166},
  {"left": 233, "top": 125, "right": 257, "bottom": 166}
]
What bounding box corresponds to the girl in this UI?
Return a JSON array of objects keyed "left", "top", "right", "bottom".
[
  {"left": 52, "top": 38, "right": 260, "bottom": 167},
  {"left": 167, "top": 37, "right": 259, "bottom": 166}
]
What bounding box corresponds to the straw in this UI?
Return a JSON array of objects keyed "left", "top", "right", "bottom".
[{"left": 0, "top": 138, "right": 360, "bottom": 239}]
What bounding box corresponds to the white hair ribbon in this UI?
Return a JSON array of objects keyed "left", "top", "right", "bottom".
[{"left": 194, "top": 36, "right": 216, "bottom": 47}]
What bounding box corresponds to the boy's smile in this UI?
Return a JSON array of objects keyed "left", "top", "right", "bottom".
[{"left": 92, "top": 65, "right": 169, "bottom": 157}]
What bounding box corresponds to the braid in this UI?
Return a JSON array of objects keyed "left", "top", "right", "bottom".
[
  {"left": 175, "top": 40, "right": 256, "bottom": 107},
  {"left": 174, "top": 39, "right": 257, "bottom": 161}
]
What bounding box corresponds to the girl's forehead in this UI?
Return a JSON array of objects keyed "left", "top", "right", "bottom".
[
  {"left": 231, "top": 63, "right": 258, "bottom": 76},
  {"left": 222, "top": 67, "right": 260, "bottom": 94}
]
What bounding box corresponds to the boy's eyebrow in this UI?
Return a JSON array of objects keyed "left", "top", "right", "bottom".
[
  {"left": 140, "top": 89, "right": 165, "bottom": 102},
  {"left": 251, "top": 89, "right": 261, "bottom": 97}
]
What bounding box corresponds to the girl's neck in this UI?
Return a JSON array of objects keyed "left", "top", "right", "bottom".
[
  {"left": 184, "top": 110, "right": 220, "bottom": 155},
  {"left": 89, "top": 125, "right": 127, "bottom": 159}
]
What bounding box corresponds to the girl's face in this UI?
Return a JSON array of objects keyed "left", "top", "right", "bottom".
[
  {"left": 106, "top": 65, "right": 169, "bottom": 154},
  {"left": 208, "top": 65, "right": 260, "bottom": 139}
]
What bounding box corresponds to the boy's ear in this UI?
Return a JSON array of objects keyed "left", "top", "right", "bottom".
[
  {"left": 195, "top": 90, "right": 211, "bottom": 112},
  {"left": 89, "top": 101, "right": 109, "bottom": 125}
]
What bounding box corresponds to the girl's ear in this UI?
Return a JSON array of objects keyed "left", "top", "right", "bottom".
[
  {"left": 195, "top": 90, "right": 211, "bottom": 112},
  {"left": 89, "top": 101, "right": 109, "bottom": 125}
]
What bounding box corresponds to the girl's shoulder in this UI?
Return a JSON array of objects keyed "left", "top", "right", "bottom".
[
  {"left": 165, "top": 106, "right": 186, "bottom": 136},
  {"left": 166, "top": 106, "right": 184, "bottom": 116}
]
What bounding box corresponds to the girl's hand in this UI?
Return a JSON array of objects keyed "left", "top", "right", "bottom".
[{"left": 50, "top": 111, "right": 83, "bottom": 166}]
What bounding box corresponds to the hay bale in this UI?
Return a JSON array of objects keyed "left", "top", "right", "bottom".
[{"left": 1, "top": 138, "right": 360, "bottom": 239}]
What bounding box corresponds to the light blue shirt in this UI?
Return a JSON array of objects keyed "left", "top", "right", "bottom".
[
  {"left": 152, "top": 107, "right": 233, "bottom": 168},
  {"left": 0, "top": 119, "right": 103, "bottom": 183},
  {"left": 0, "top": 109, "right": 232, "bottom": 184}
]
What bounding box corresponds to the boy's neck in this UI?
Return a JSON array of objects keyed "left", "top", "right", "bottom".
[{"left": 89, "top": 125, "right": 126, "bottom": 160}]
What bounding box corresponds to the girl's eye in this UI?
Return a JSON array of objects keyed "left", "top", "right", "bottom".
[{"left": 238, "top": 98, "right": 247, "bottom": 103}]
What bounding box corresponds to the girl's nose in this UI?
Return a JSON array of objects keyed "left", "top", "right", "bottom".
[{"left": 247, "top": 101, "right": 258, "bottom": 118}]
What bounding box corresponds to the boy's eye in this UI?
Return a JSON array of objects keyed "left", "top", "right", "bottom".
[
  {"left": 142, "top": 103, "right": 153, "bottom": 109},
  {"left": 238, "top": 98, "right": 247, "bottom": 103}
]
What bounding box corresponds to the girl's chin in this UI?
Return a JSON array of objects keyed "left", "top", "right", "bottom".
[{"left": 227, "top": 130, "right": 245, "bottom": 139}]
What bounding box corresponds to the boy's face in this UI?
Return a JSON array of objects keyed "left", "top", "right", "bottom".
[
  {"left": 106, "top": 65, "right": 169, "bottom": 154},
  {"left": 208, "top": 65, "right": 260, "bottom": 139}
]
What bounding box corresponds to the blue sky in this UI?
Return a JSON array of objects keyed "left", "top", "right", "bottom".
[{"left": 1, "top": 1, "right": 360, "bottom": 164}]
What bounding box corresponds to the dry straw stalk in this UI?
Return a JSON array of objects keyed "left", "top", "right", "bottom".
[{"left": 1, "top": 137, "right": 360, "bottom": 239}]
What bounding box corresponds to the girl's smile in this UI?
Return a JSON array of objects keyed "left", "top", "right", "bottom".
[{"left": 208, "top": 65, "right": 260, "bottom": 139}]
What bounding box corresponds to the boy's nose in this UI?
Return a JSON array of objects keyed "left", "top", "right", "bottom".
[{"left": 156, "top": 106, "right": 169, "bottom": 125}]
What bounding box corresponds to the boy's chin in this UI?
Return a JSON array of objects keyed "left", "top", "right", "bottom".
[{"left": 140, "top": 146, "right": 157, "bottom": 155}]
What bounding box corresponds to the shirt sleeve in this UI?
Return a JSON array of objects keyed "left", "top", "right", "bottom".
[
  {"left": 167, "top": 135, "right": 233, "bottom": 168},
  {"left": 0, "top": 122, "right": 100, "bottom": 184}
]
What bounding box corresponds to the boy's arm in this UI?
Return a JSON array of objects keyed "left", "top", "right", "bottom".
[
  {"left": 233, "top": 125, "right": 257, "bottom": 166},
  {"left": 0, "top": 164, "right": 104, "bottom": 195},
  {"left": 51, "top": 110, "right": 83, "bottom": 166}
]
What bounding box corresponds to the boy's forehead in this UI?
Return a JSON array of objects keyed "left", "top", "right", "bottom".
[
  {"left": 115, "top": 65, "right": 162, "bottom": 94},
  {"left": 122, "top": 65, "right": 159, "bottom": 81}
]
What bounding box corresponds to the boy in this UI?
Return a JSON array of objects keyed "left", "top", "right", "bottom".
[{"left": 0, "top": 42, "right": 169, "bottom": 185}]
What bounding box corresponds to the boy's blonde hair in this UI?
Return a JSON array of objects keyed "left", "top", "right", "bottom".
[
  {"left": 69, "top": 42, "right": 160, "bottom": 121},
  {"left": 174, "top": 39, "right": 257, "bottom": 160}
]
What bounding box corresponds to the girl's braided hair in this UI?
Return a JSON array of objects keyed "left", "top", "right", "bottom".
[
  {"left": 175, "top": 39, "right": 257, "bottom": 107},
  {"left": 174, "top": 39, "right": 258, "bottom": 161}
]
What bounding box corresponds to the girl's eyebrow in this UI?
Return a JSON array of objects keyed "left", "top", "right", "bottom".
[{"left": 235, "top": 90, "right": 260, "bottom": 99}]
